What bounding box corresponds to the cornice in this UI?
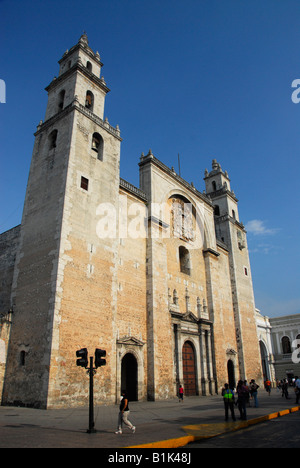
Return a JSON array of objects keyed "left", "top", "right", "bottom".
[
  {"left": 45, "top": 62, "right": 110, "bottom": 95},
  {"left": 139, "top": 153, "right": 213, "bottom": 208},
  {"left": 34, "top": 98, "right": 122, "bottom": 141},
  {"left": 58, "top": 42, "right": 103, "bottom": 67}
]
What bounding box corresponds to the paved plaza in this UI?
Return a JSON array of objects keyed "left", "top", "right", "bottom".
[{"left": 0, "top": 390, "right": 299, "bottom": 448}]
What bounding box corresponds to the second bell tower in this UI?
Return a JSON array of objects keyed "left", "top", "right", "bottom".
[{"left": 204, "top": 160, "right": 262, "bottom": 382}]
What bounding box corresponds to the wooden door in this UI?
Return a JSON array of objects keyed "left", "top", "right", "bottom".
[{"left": 182, "top": 341, "right": 197, "bottom": 396}]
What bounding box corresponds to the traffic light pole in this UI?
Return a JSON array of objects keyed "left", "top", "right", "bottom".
[
  {"left": 87, "top": 356, "right": 97, "bottom": 434},
  {"left": 76, "top": 348, "right": 106, "bottom": 434}
]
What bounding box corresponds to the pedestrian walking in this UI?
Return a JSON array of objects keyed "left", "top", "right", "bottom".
[
  {"left": 178, "top": 385, "right": 184, "bottom": 402},
  {"left": 276, "top": 379, "right": 281, "bottom": 393},
  {"left": 281, "top": 379, "right": 290, "bottom": 400},
  {"left": 265, "top": 379, "right": 271, "bottom": 396},
  {"left": 294, "top": 376, "right": 300, "bottom": 405},
  {"left": 236, "top": 380, "right": 249, "bottom": 421},
  {"left": 222, "top": 383, "right": 236, "bottom": 422},
  {"left": 244, "top": 380, "right": 251, "bottom": 407},
  {"left": 115, "top": 391, "right": 136, "bottom": 434},
  {"left": 250, "top": 379, "right": 259, "bottom": 408}
]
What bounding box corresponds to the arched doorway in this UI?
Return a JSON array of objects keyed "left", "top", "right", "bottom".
[
  {"left": 227, "top": 359, "right": 236, "bottom": 390},
  {"left": 182, "top": 341, "right": 197, "bottom": 396},
  {"left": 259, "top": 341, "right": 270, "bottom": 381},
  {"left": 121, "top": 353, "right": 138, "bottom": 401}
]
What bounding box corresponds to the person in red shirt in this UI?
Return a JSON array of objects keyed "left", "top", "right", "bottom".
[
  {"left": 179, "top": 385, "right": 184, "bottom": 402},
  {"left": 265, "top": 379, "right": 271, "bottom": 396}
]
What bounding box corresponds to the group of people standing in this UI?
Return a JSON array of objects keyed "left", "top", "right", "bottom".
[
  {"left": 277, "top": 377, "right": 300, "bottom": 403},
  {"left": 222, "top": 379, "right": 260, "bottom": 422},
  {"left": 222, "top": 376, "right": 300, "bottom": 423}
]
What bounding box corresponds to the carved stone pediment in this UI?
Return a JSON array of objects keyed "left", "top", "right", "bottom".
[
  {"left": 182, "top": 312, "right": 199, "bottom": 323},
  {"left": 170, "top": 310, "right": 199, "bottom": 323},
  {"left": 226, "top": 348, "right": 237, "bottom": 356},
  {"left": 117, "top": 336, "right": 145, "bottom": 347}
]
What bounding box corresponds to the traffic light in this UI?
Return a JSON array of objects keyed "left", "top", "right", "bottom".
[
  {"left": 76, "top": 348, "right": 88, "bottom": 368},
  {"left": 95, "top": 348, "right": 106, "bottom": 368}
]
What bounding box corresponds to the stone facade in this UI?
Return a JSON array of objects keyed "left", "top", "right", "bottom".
[
  {"left": 0, "top": 34, "right": 264, "bottom": 408},
  {"left": 0, "top": 226, "right": 20, "bottom": 400}
]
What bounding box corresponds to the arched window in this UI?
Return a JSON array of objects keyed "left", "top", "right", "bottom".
[
  {"left": 173, "top": 289, "right": 178, "bottom": 305},
  {"left": 212, "top": 181, "right": 217, "bottom": 191},
  {"left": 58, "top": 89, "right": 65, "bottom": 111},
  {"left": 20, "top": 351, "right": 26, "bottom": 366},
  {"left": 85, "top": 91, "right": 94, "bottom": 111},
  {"left": 86, "top": 61, "right": 92, "bottom": 72},
  {"left": 92, "top": 132, "right": 104, "bottom": 161},
  {"left": 214, "top": 205, "right": 220, "bottom": 216},
  {"left": 282, "top": 336, "right": 292, "bottom": 354},
  {"left": 171, "top": 195, "right": 195, "bottom": 241},
  {"left": 179, "top": 246, "right": 191, "bottom": 275},
  {"left": 232, "top": 210, "right": 236, "bottom": 220},
  {"left": 49, "top": 129, "right": 58, "bottom": 150}
]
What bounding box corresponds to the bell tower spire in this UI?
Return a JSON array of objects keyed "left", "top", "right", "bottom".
[
  {"left": 204, "top": 159, "right": 239, "bottom": 221},
  {"left": 44, "top": 33, "right": 109, "bottom": 122}
]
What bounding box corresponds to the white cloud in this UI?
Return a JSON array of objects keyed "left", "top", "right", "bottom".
[
  {"left": 249, "top": 243, "right": 278, "bottom": 255},
  {"left": 245, "top": 219, "right": 279, "bottom": 236}
]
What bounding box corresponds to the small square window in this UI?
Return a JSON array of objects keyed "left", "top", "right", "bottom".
[{"left": 81, "top": 176, "right": 89, "bottom": 191}]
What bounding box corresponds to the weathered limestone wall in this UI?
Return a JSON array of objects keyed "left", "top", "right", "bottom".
[
  {"left": 2, "top": 111, "right": 74, "bottom": 408},
  {"left": 228, "top": 224, "right": 262, "bottom": 383},
  {"left": 139, "top": 153, "right": 240, "bottom": 399},
  {"left": 204, "top": 245, "right": 240, "bottom": 392},
  {"left": 0, "top": 226, "right": 20, "bottom": 314},
  {"left": 45, "top": 106, "right": 122, "bottom": 407},
  {"left": 0, "top": 226, "right": 20, "bottom": 404},
  {"left": 116, "top": 189, "right": 148, "bottom": 400}
]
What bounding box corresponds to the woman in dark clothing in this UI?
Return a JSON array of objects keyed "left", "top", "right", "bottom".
[
  {"left": 115, "top": 391, "right": 136, "bottom": 434},
  {"left": 236, "top": 380, "right": 249, "bottom": 421}
]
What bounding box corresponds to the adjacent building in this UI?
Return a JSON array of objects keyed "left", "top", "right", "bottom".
[{"left": 256, "top": 310, "right": 300, "bottom": 383}]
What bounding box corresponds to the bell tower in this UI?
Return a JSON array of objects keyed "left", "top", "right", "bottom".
[
  {"left": 3, "top": 34, "right": 122, "bottom": 408},
  {"left": 204, "top": 160, "right": 262, "bottom": 382}
]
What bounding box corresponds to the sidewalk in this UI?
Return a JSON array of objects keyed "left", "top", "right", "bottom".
[{"left": 0, "top": 391, "right": 299, "bottom": 448}]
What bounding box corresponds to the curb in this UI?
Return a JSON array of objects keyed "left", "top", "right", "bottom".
[{"left": 126, "top": 405, "right": 300, "bottom": 449}]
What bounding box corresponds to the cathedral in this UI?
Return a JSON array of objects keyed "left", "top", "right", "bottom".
[{"left": 0, "top": 34, "right": 263, "bottom": 409}]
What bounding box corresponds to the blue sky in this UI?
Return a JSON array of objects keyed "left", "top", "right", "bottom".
[{"left": 0, "top": 0, "right": 300, "bottom": 317}]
